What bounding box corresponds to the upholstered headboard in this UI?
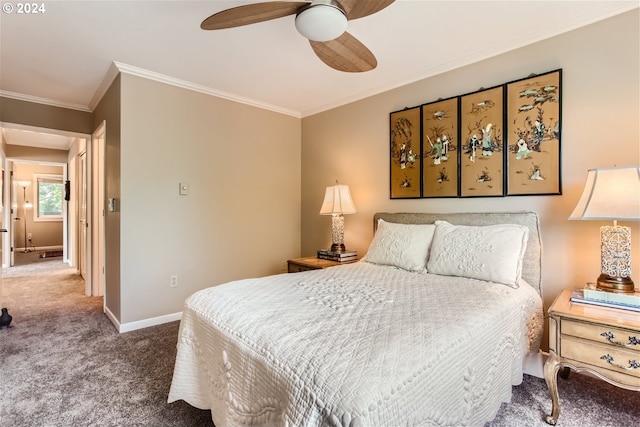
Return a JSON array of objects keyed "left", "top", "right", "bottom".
[{"left": 373, "top": 212, "right": 543, "bottom": 296}]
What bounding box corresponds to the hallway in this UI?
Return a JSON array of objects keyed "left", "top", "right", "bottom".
[
  {"left": 11, "top": 249, "right": 66, "bottom": 267},
  {"left": 1, "top": 254, "right": 96, "bottom": 327},
  {"left": 0, "top": 255, "right": 213, "bottom": 426}
]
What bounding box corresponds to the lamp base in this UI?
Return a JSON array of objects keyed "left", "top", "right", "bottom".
[
  {"left": 330, "top": 243, "right": 346, "bottom": 253},
  {"left": 596, "top": 274, "right": 635, "bottom": 293}
]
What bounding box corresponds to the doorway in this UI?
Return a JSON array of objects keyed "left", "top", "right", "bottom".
[
  {"left": 10, "top": 162, "right": 66, "bottom": 266},
  {"left": 1, "top": 124, "right": 103, "bottom": 301}
]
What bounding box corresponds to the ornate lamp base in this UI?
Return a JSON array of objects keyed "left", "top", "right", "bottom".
[
  {"left": 330, "top": 243, "right": 346, "bottom": 253},
  {"left": 598, "top": 224, "right": 634, "bottom": 293},
  {"left": 597, "top": 274, "right": 635, "bottom": 293},
  {"left": 330, "top": 214, "right": 347, "bottom": 253}
]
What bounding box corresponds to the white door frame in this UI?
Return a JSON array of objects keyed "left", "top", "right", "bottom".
[
  {"left": 1, "top": 122, "right": 91, "bottom": 269},
  {"left": 90, "top": 121, "right": 106, "bottom": 302},
  {"left": 79, "top": 150, "right": 89, "bottom": 294}
]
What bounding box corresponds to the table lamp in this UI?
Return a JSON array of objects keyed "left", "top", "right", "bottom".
[
  {"left": 319, "top": 182, "right": 356, "bottom": 253},
  {"left": 569, "top": 166, "right": 640, "bottom": 293}
]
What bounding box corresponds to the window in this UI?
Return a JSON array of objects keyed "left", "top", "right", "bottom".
[{"left": 35, "top": 174, "right": 64, "bottom": 222}]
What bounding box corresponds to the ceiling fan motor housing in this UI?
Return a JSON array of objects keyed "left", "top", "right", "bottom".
[{"left": 295, "top": 1, "right": 348, "bottom": 42}]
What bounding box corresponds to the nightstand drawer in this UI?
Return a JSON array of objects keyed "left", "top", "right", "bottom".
[
  {"left": 561, "top": 319, "right": 640, "bottom": 349},
  {"left": 561, "top": 336, "right": 640, "bottom": 384}
]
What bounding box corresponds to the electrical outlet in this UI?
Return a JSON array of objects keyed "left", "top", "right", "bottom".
[
  {"left": 27, "top": 233, "right": 32, "bottom": 241},
  {"left": 170, "top": 275, "right": 178, "bottom": 287},
  {"left": 280, "top": 261, "right": 288, "bottom": 273}
]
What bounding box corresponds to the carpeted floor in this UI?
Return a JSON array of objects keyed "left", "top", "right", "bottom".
[{"left": 0, "top": 257, "right": 638, "bottom": 426}]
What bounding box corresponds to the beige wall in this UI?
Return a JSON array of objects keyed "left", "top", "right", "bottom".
[
  {"left": 93, "top": 75, "right": 122, "bottom": 321},
  {"left": 13, "top": 163, "right": 64, "bottom": 249},
  {"left": 0, "top": 96, "right": 92, "bottom": 134},
  {"left": 300, "top": 10, "right": 640, "bottom": 320},
  {"left": 0, "top": 73, "right": 303, "bottom": 327},
  {"left": 5, "top": 145, "right": 68, "bottom": 164},
  {"left": 118, "top": 74, "right": 301, "bottom": 324}
]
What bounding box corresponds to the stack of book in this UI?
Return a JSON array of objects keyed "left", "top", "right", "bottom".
[
  {"left": 570, "top": 287, "right": 640, "bottom": 312},
  {"left": 317, "top": 249, "right": 357, "bottom": 263}
]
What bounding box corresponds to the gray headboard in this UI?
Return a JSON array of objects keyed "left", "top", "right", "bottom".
[{"left": 373, "top": 212, "right": 543, "bottom": 296}]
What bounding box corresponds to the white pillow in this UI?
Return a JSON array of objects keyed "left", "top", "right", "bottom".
[
  {"left": 426, "top": 220, "right": 529, "bottom": 287},
  {"left": 363, "top": 219, "right": 436, "bottom": 272}
]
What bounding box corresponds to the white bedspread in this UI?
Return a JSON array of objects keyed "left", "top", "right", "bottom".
[{"left": 169, "top": 262, "right": 543, "bottom": 427}]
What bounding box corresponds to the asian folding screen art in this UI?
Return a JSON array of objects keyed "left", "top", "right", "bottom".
[{"left": 390, "top": 69, "right": 561, "bottom": 199}]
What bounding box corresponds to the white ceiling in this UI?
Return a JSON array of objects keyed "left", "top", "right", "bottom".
[
  {"left": 0, "top": 0, "right": 638, "bottom": 148},
  {"left": 1, "top": 126, "right": 79, "bottom": 151}
]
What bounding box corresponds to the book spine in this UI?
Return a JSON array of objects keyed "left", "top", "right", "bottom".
[
  {"left": 571, "top": 295, "right": 640, "bottom": 313},
  {"left": 317, "top": 254, "right": 357, "bottom": 262},
  {"left": 317, "top": 251, "right": 357, "bottom": 259},
  {"left": 583, "top": 289, "right": 640, "bottom": 307}
]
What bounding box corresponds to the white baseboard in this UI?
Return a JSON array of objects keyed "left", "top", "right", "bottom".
[
  {"left": 104, "top": 306, "right": 120, "bottom": 332},
  {"left": 17, "top": 245, "right": 63, "bottom": 252},
  {"left": 116, "top": 311, "right": 182, "bottom": 333}
]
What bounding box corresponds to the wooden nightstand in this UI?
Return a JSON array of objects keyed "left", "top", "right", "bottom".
[
  {"left": 287, "top": 256, "right": 347, "bottom": 273},
  {"left": 544, "top": 288, "right": 640, "bottom": 425}
]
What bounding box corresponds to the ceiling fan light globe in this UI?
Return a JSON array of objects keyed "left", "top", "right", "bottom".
[{"left": 295, "top": 4, "right": 347, "bottom": 42}]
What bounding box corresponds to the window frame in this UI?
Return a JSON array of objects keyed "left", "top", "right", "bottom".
[{"left": 33, "top": 173, "right": 64, "bottom": 222}]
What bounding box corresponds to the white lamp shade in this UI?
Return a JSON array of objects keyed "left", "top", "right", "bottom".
[
  {"left": 295, "top": 3, "right": 347, "bottom": 42},
  {"left": 319, "top": 184, "right": 356, "bottom": 215},
  {"left": 569, "top": 166, "right": 640, "bottom": 221}
]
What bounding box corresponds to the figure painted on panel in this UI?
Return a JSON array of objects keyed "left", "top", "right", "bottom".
[
  {"left": 477, "top": 168, "right": 492, "bottom": 183},
  {"left": 468, "top": 135, "right": 479, "bottom": 163},
  {"left": 515, "top": 138, "right": 532, "bottom": 159},
  {"left": 530, "top": 164, "right": 545, "bottom": 181},
  {"left": 437, "top": 167, "right": 449, "bottom": 183},
  {"left": 433, "top": 138, "right": 443, "bottom": 165},
  {"left": 441, "top": 134, "right": 450, "bottom": 161},
  {"left": 400, "top": 142, "right": 407, "bottom": 169},
  {"left": 481, "top": 123, "right": 494, "bottom": 156},
  {"left": 407, "top": 149, "right": 416, "bottom": 165},
  {"left": 532, "top": 119, "right": 545, "bottom": 152}
]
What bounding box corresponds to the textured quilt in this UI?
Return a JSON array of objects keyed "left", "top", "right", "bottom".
[{"left": 168, "top": 262, "right": 543, "bottom": 427}]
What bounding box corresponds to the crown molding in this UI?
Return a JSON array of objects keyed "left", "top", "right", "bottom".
[
  {"left": 87, "top": 62, "right": 121, "bottom": 112},
  {"left": 110, "top": 62, "right": 302, "bottom": 118},
  {"left": 0, "top": 90, "right": 91, "bottom": 112},
  {"left": 4, "top": 61, "right": 302, "bottom": 118}
]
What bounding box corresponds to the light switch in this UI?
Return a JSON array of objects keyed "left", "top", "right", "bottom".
[{"left": 179, "top": 183, "right": 189, "bottom": 195}]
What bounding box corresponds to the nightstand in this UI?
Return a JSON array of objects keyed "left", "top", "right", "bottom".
[
  {"left": 287, "top": 256, "right": 346, "bottom": 273},
  {"left": 544, "top": 288, "right": 640, "bottom": 425}
]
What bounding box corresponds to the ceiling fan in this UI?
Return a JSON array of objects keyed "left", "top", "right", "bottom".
[{"left": 201, "top": 0, "right": 395, "bottom": 73}]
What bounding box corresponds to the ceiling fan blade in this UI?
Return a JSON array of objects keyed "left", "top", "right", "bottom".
[
  {"left": 201, "top": 1, "right": 308, "bottom": 30},
  {"left": 309, "top": 32, "right": 377, "bottom": 73},
  {"left": 337, "top": 0, "right": 395, "bottom": 20}
]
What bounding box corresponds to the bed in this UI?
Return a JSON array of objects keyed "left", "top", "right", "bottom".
[{"left": 168, "top": 212, "right": 544, "bottom": 426}]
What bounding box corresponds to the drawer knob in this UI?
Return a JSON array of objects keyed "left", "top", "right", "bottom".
[
  {"left": 600, "top": 332, "right": 640, "bottom": 347},
  {"left": 600, "top": 354, "right": 640, "bottom": 371}
]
